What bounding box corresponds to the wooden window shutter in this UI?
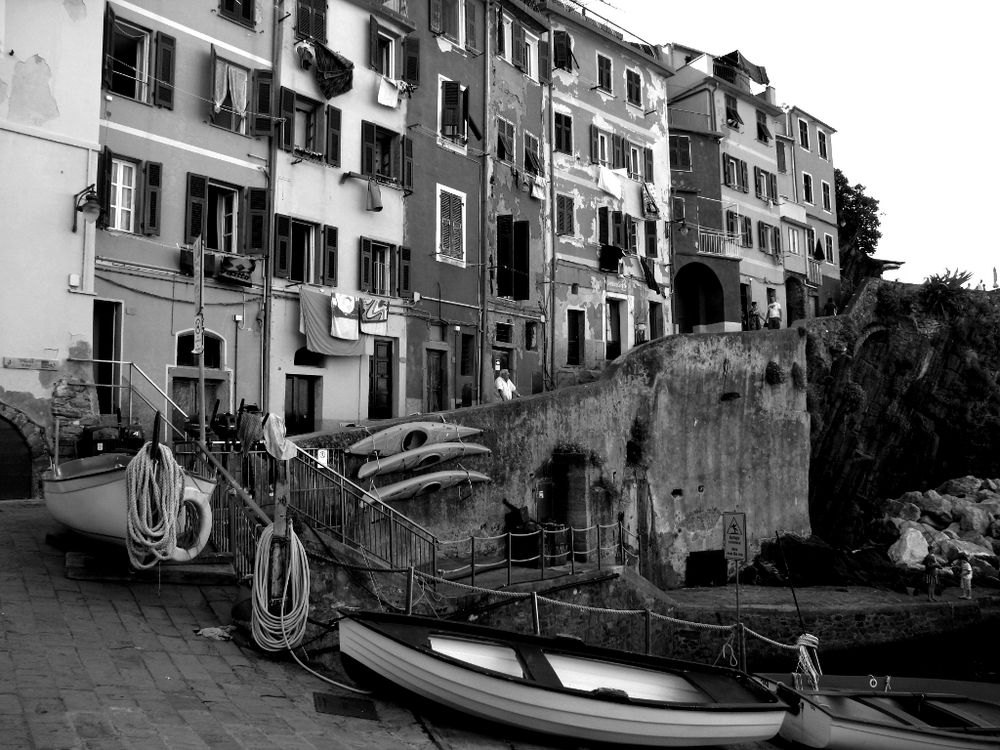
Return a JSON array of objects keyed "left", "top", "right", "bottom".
[
  {"left": 252, "top": 70, "right": 273, "bottom": 136},
  {"left": 360, "top": 237, "right": 373, "bottom": 292},
  {"left": 319, "top": 225, "right": 337, "bottom": 285},
  {"left": 361, "top": 121, "right": 376, "bottom": 176},
  {"left": 553, "top": 30, "right": 569, "bottom": 70},
  {"left": 369, "top": 16, "right": 380, "bottom": 69},
  {"left": 590, "top": 124, "right": 599, "bottom": 162},
  {"left": 769, "top": 173, "right": 778, "bottom": 202},
  {"left": 495, "top": 5, "right": 505, "bottom": 56},
  {"left": 311, "top": 0, "right": 327, "bottom": 42},
  {"left": 429, "top": 0, "right": 443, "bottom": 33},
  {"left": 185, "top": 173, "right": 208, "bottom": 244},
  {"left": 645, "top": 220, "right": 657, "bottom": 257},
  {"left": 245, "top": 187, "right": 268, "bottom": 256},
  {"left": 612, "top": 135, "right": 625, "bottom": 170},
  {"left": 740, "top": 161, "right": 749, "bottom": 193},
  {"left": 496, "top": 214, "right": 513, "bottom": 297},
  {"left": 296, "top": 0, "right": 313, "bottom": 37},
  {"left": 153, "top": 32, "right": 175, "bottom": 109},
  {"left": 273, "top": 214, "right": 290, "bottom": 278},
  {"left": 399, "top": 246, "right": 412, "bottom": 297},
  {"left": 463, "top": 87, "right": 482, "bottom": 140},
  {"left": 754, "top": 166, "right": 763, "bottom": 198},
  {"left": 626, "top": 214, "right": 637, "bottom": 252},
  {"left": 465, "top": 0, "right": 478, "bottom": 52},
  {"left": 644, "top": 147, "right": 654, "bottom": 184},
  {"left": 388, "top": 245, "right": 397, "bottom": 298},
  {"left": 450, "top": 193, "right": 463, "bottom": 257},
  {"left": 402, "top": 36, "right": 420, "bottom": 86},
  {"left": 598, "top": 207, "right": 609, "bottom": 245},
  {"left": 97, "top": 147, "right": 113, "bottom": 228},
  {"left": 325, "top": 105, "right": 341, "bottom": 166},
  {"left": 538, "top": 40, "right": 550, "bottom": 84},
  {"left": 773, "top": 226, "right": 781, "bottom": 254},
  {"left": 279, "top": 87, "right": 295, "bottom": 151},
  {"left": 512, "top": 22, "right": 525, "bottom": 69},
  {"left": 513, "top": 220, "right": 530, "bottom": 300},
  {"left": 102, "top": 4, "right": 116, "bottom": 90},
  {"left": 401, "top": 135, "right": 413, "bottom": 190},
  {"left": 611, "top": 210, "right": 624, "bottom": 249},
  {"left": 142, "top": 161, "right": 163, "bottom": 236}
]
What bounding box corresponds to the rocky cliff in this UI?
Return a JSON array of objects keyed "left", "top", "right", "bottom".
[{"left": 805, "top": 280, "right": 1000, "bottom": 547}]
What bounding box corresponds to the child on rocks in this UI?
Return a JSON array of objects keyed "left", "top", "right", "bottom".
[
  {"left": 922, "top": 553, "right": 939, "bottom": 602},
  {"left": 956, "top": 554, "right": 973, "bottom": 600}
]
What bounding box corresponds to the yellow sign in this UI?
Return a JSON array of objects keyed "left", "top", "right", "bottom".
[{"left": 723, "top": 512, "right": 746, "bottom": 561}]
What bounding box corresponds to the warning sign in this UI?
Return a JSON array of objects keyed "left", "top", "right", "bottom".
[{"left": 723, "top": 512, "right": 747, "bottom": 561}]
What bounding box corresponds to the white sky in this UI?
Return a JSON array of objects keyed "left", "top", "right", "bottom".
[{"left": 590, "top": 0, "right": 1000, "bottom": 287}]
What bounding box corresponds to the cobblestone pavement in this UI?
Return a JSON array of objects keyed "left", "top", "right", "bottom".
[{"left": 0, "top": 500, "right": 775, "bottom": 749}]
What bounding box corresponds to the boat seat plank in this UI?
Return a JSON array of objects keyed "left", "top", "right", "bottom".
[
  {"left": 854, "top": 696, "right": 930, "bottom": 727},
  {"left": 681, "top": 670, "right": 760, "bottom": 704},
  {"left": 518, "top": 646, "right": 564, "bottom": 689}
]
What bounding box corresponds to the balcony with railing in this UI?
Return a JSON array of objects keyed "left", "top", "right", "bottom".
[
  {"left": 668, "top": 107, "right": 714, "bottom": 134},
  {"left": 697, "top": 229, "right": 740, "bottom": 258}
]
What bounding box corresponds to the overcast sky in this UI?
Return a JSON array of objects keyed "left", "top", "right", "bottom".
[{"left": 588, "top": 0, "right": 999, "bottom": 288}]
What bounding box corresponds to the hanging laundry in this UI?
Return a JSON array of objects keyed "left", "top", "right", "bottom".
[
  {"left": 313, "top": 42, "right": 354, "bottom": 99},
  {"left": 360, "top": 297, "right": 389, "bottom": 335},
  {"left": 299, "top": 289, "right": 366, "bottom": 356},
  {"left": 530, "top": 174, "right": 547, "bottom": 201},
  {"left": 642, "top": 182, "right": 660, "bottom": 217},
  {"left": 262, "top": 413, "right": 298, "bottom": 461},
  {"left": 377, "top": 76, "right": 400, "bottom": 108},
  {"left": 597, "top": 165, "right": 623, "bottom": 200},
  {"left": 330, "top": 293, "right": 359, "bottom": 340}
]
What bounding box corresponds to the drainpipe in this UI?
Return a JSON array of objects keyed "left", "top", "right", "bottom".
[
  {"left": 478, "top": 0, "right": 492, "bottom": 404},
  {"left": 545, "top": 13, "right": 557, "bottom": 390},
  {"left": 262, "top": 0, "right": 284, "bottom": 412}
]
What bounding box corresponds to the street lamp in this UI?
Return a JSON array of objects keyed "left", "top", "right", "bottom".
[{"left": 72, "top": 184, "right": 102, "bottom": 233}]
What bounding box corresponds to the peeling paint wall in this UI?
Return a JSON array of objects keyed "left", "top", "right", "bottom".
[{"left": 304, "top": 328, "right": 811, "bottom": 588}]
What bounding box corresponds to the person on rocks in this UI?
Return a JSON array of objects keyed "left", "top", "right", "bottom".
[
  {"left": 923, "top": 553, "right": 940, "bottom": 601},
  {"left": 956, "top": 554, "right": 973, "bottom": 599}
]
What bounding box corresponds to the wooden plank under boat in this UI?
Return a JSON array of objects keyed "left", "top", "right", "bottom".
[
  {"left": 339, "top": 611, "right": 787, "bottom": 747},
  {"left": 357, "top": 442, "right": 491, "bottom": 480},
  {"left": 43, "top": 453, "right": 215, "bottom": 563},
  {"left": 347, "top": 422, "right": 482, "bottom": 457},
  {"left": 758, "top": 675, "right": 1000, "bottom": 750}
]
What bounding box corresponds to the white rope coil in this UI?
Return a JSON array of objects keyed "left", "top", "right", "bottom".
[
  {"left": 251, "top": 523, "right": 310, "bottom": 652},
  {"left": 794, "top": 633, "right": 823, "bottom": 690},
  {"left": 126, "top": 443, "right": 185, "bottom": 570}
]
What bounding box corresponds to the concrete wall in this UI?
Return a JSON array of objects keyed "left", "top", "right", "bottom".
[{"left": 304, "top": 326, "right": 811, "bottom": 588}]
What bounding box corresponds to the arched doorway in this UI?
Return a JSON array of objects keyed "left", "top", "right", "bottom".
[
  {"left": 785, "top": 276, "right": 807, "bottom": 326},
  {"left": 674, "top": 263, "right": 726, "bottom": 333},
  {"left": 0, "top": 415, "right": 32, "bottom": 499}
]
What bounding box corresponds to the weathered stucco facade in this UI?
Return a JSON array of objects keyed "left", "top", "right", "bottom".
[{"left": 306, "top": 327, "right": 811, "bottom": 588}]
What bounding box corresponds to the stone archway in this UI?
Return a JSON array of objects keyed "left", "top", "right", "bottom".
[
  {"left": 0, "top": 403, "right": 49, "bottom": 498},
  {"left": 674, "top": 263, "right": 726, "bottom": 334}
]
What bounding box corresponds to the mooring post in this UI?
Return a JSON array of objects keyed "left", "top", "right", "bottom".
[{"left": 269, "top": 460, "right": 289, "bottom": 609}]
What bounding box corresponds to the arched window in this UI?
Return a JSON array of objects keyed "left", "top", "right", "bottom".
[
  {"left": 293, "top": 347, "right": 325, "bottom": 368},
  {"left": 176, "top": 331, "right": 222, "bottom": 368}
]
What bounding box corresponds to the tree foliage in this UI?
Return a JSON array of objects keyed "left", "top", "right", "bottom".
[{"left": 835, "top": 168, "right": 882, "bottom": 257}]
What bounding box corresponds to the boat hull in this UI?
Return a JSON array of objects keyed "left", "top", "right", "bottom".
[
  {"left": 357, "top": 442, "right": 491, "bottom": 480},
  {"left": 347, "top": 422, "right": 482, "bottom": 457},
  {"left": 768, "top": 680, "right": 1000, "bottom": 750},
  {"left": 43, "top": 453, "right": 215, "bottom": 561},
  {"left": 363, "top": 470, "right": 490, "bottom": 502},
  {"left": 340, "top": 612, "right": 785, "bottom": 747}
]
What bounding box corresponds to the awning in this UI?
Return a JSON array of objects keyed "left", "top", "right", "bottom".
[{"left": 299, "top": 289, "right": 366, "bottom": 356}]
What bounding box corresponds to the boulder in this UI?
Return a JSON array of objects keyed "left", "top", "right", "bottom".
[
  {"left": 916, "top": 491, "right": 953, "bottom": 527},
  {"left": 938, "top": 476, "right": 983, "bottom": 497},
  {"left": 975, "top": 489, "right": 1000, "bottom": 503},
  {"left": 977, "top": 499, "right": 1000, "bottom": 518},
  {"left": 959, "top": 530, "right": 992, "bottom": 550},
  {"left": 921, "top": 525, "right": 949, "bottom": 550},
  {"left": 986, "top": 478, "right": 1000, "bottom": 492},
  {"left": 888, "top": 528, "right": 928, "bottom": 568},
  {"left": 919, "top": 514, "right": 949, "bottom": 531},
  {"left": 949, "top": 496, "right": 974, "bottom": 516},
  {"left": 957, "top": 505, "right": 992, "bottom": 535},
  {"left": 944, "top": 523, "right": 961, "bottom": 539},
  {"left": 885, "top": 500, "right": 921, "bottom": 522},
  {"left": 939, "top": 538, "right": 995, "bottom": 562}
]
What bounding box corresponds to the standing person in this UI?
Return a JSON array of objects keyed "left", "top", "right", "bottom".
[
  {"left": 957, "top": 554, "right": 973, "bottom": 599},
  {"left": 766, "top": 299, "right": 782, "bottom": 329},
  {"left": 495, "top": 369, "right": 519, "bottom": 401},
  {"left": 922, "top": 553, "right": 939, "bottom": 601},
  {"left": 823, "top": 298, "right": 838, "bottom": 316},
  {"left": 748, "top": 301, "right": 763, "bottom": 330}
]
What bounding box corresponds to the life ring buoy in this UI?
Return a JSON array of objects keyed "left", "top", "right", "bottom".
[{"left": 170, "top": 482, "right": 213, "bottom": 563}]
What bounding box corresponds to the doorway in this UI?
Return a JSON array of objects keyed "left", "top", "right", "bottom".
[
  {"left": 368, "top": 339, "right": 393, "bottom": 419},
  {"left": 92, "top": 300, "right": 122, "bottom": 415},
  {"left": 0, "top": 416, "right": 31, "bottom": 499},
  {"left": 284, "top": 375, "right": 318, "bottom": 435},
  {"left": 426, "top": 349, "right": 447, "bottom": 412}
]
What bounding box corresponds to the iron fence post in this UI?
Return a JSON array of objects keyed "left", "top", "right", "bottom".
[{"left": 470, "top": 534, "right": 476, "bottom": 589}]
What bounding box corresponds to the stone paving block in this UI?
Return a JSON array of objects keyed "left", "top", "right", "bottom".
[
  {"left": 61, "top": 688, "right": 102, "bottom": 712},
  {"left": 81, "top": 738, "right": 130, "bottom": 750},
  {"left": 0, "top": 693, "right": 22, "bottom": 714},
  {"left": 152, "top": 723, "right": 211, "bottom": 750},
  {"left": 167, "top": 652, "right": 214, "bottom": 683},
  {"left": 69, "top": 710, "right": 118, "bottom": 739},
  {"left": 25, "top": 715, "right": 80, "bottom": 750}
]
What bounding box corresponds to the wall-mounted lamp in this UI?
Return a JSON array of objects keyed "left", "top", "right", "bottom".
[
  {"left": 72, "top": 184, "right": 101, "bottom": 233},
  {"left": 668, "top": 218, "right": 690, "bottom": 236}
]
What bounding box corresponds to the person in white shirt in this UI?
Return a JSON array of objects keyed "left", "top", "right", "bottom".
[
  {"left": 766, "top": 300, "right": 782, "bottom": 329},
  {"left": 495, "top": 369, "right": 519, "bottom": 401}
]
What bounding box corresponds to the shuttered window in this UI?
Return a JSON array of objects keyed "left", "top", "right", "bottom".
[
  {"left": 555, "top": 195, "right": 574, "bottom": 236},
  {"left": 497, "top": 118, "right": 515, "bottom": 163},
  {"left": 626, "top": 69, "right": 641, "bottom": 106},
  {"left": 553, "top": 30, "right": 574, "bottom": 71},
  {"left": 325, "top": 105, "right": 341, "bottom": 166},
  {"left": 153, "top": 32, "right": 175, "bottom": 109},
  {"left": 252, "top": 70, "right": 273, "bottom": 136},
  {"left": 554, "top": 113, "right": 572, "bottom": 154},
  {"left": 597, "top": 54, "right": 611, "bottom": 92},
  {"left": 220, "top": 0, "right": 255, "bottom": 27},
  {"left": 320, "top": 226, "right": 337, "bottom": 285},
  {"left": 296, "top": 0, "right": 326, "bottom": 42},
  {"left": 141, "top": 161, "right": 162, "bottom": 236},
  {"left": 669, "top": 135, "right": 691, "bottom": 170},
  {"left": 524, "top": 132, "right": 542, "bottom": 175},
  {"left": 245, "top": 187, "right": 268, "bottom": 255},
  {"left": 438, "top": 188, "right": 464, "bottom": 261},
  {"left": 644, "top": 220, "right": 657, "bottom": 258}
]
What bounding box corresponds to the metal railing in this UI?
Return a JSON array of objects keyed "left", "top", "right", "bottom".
[
  {"left": 697, "top": 229, "right": 740, "bottom": 258},
  {"left": 808, "top": 260, "right": 823, "bottom": 286}
]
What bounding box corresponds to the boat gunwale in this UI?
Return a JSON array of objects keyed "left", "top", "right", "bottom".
[{"left": 344, "top": 611, "right": 785, "bottom": 713}]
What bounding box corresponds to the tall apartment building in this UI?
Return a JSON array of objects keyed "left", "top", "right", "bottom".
[
  {"left": 536, "top": 1, "right": 673, "bottom": 385},
  {"left": 0, "top": 0, "right": 105, "bottom": 496}
]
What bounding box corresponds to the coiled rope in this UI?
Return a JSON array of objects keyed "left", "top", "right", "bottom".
[
  {"left": 251, "top": 522, "right": 310, "bottom": 652},
  {"left": 794, "top": 633, "right": 822, "bottom": 690},
  {"left": 125, "top": 442, "right": 185, "bottom": 569}
]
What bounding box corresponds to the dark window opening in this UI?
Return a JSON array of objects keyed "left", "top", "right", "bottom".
[
  {"left": 725, "top": 94, "right": 742, "bottom": 128},
  {"left": 177, "top": 332, "right": 221, "bottom": 368},
  {"left": 206, "top": 183, "right": 239, "bottom": 254},
  {"left": 289, "top": 219, "right": 315, "bottom": 283},
  {"left": 669, "top": 135, "right": 691, "bottom": 170},
  {"left": 460, "top": 333, "right": 475, "bottom": 376},
  {"left": 567, "top": 310, "right": 584, "bottom": 366},
  {"left": 496, "top": 323, "right": 513, "bottom": 343},
  {"left": 525, "top": 322, "right": 537, "bottom": 351},
  {"left": 109, "top": 20, "right": 149, "bottom": 100},
  {"left": 606, "top": 299, "right": 622, "bottom": 360},
  {"left": 294, "top": 346, "right": 325, "bottom": 367}
]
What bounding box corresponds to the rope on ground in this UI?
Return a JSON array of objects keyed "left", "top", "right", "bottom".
[
  {"left": 125, "top": 442, "right": 185, "bottom": 569},
  {"left": 251, "top": 522, "right": 310, "bottom": 652}
]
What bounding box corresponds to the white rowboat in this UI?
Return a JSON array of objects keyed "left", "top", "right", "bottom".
[{"left": 339, "top": 611, "right": 787, "bottom": 747}]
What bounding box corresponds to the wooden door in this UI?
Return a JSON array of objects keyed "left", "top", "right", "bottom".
[
  {"left": 284, "top": 375, "right": 316, "bottom": 435},
  {"left": 368, "top": 339, "right": 393, "bottom": 419},
  {"left": 426, "top": 349, "right": 446, "bottom": 413}
]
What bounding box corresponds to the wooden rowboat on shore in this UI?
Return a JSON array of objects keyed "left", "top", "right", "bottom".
[
  {"left": 757, "top": 674, "right": 1000, "bottom": 750},
  {"left": 339, "top": 610, "right": 787, "bottom": 747}
]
